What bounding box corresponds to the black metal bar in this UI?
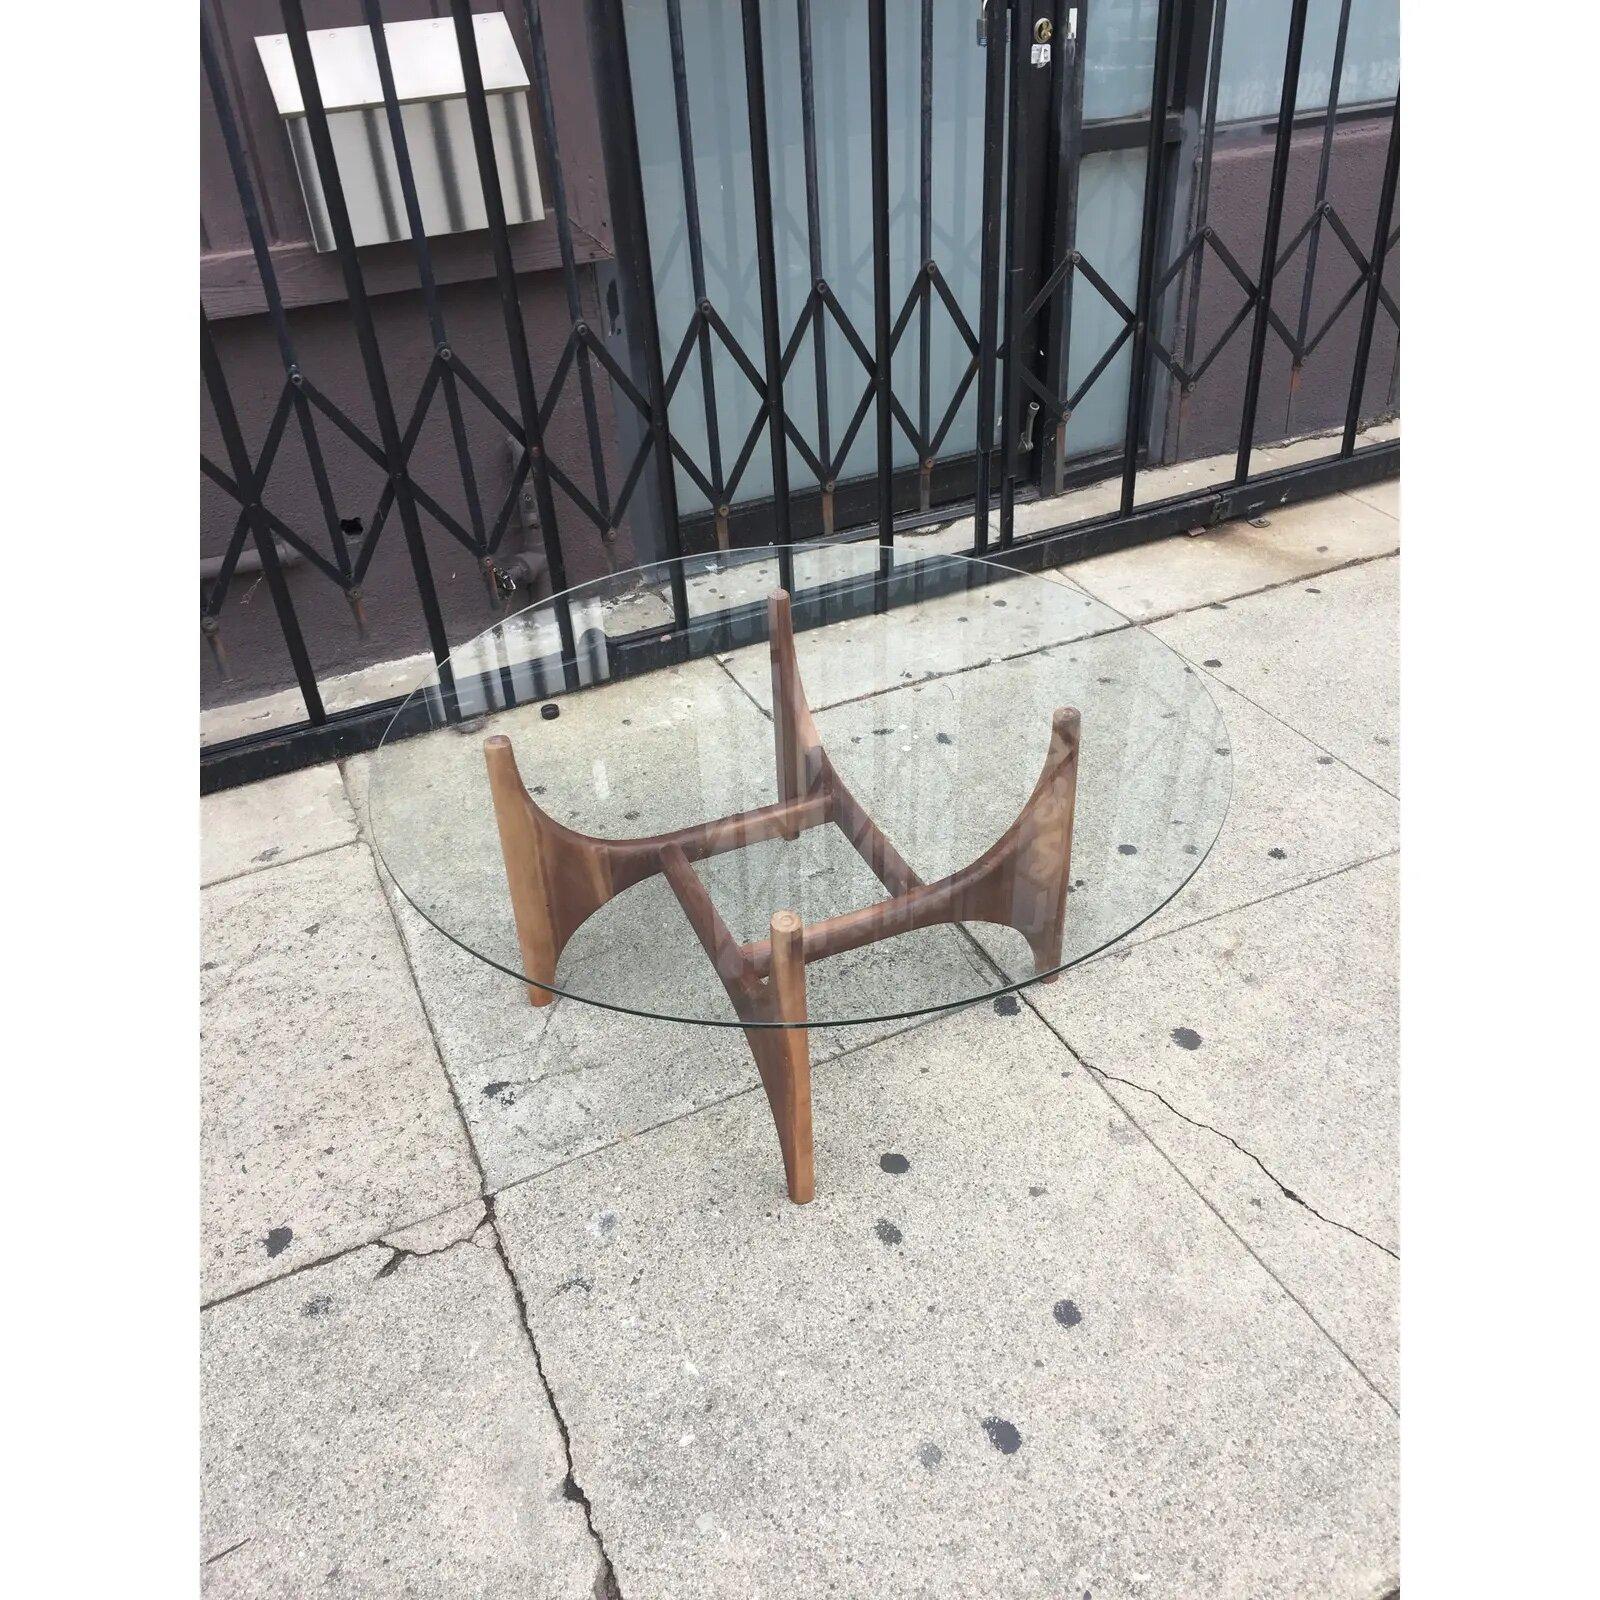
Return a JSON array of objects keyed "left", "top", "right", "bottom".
[
  {"left": 703, "top": 302, "right": 775, "bottom": 411},
  {"left": 1234, "top": 0, "right": 1311, "bottom": 483},
  {"left": 795, "top": 0, "right": 834, "bottom": 534},
  {"left": 828, "top": 377, "right": 881, "bottom": 482},
  {"left": 521, "top": 0, "right": 614, "bottom": 538},
  {"left": 1187, "top": 296, "right": 1255, "bottom": 384},
  {"left": 1290, "top": 0, "right": 1353, "bottom": 403},
  {"left": 816, "top": 287, "right": 906, "bottom": 419},
  {"left": 483, "top": 448, "right": 534, "bottom": 556},
  {"left": 1180, "top": 0, "right": 1226, "bottom": 375},
  {"left": 1301, "top": 269, "right": 1369, "bottom": 359},
  {"left": 917, "top": 0, "right": 934, "bottom": 512},
  {"left": 739, "top": 0, "right": 796, "bottom": 594},
  {"left": 665, "top": 0, "right": 728, "bottom": 529},
  {"left": 1042, "top": 0, "right": 1087, "bottom": 492},
  {"left": 867, "top": 0, "right": 894, "bottom": 587},
  {"left": 971, "top": 0, "right": 1008, "bottom": 553},
  {"left": 543, "top": 456, "right": 609, "bottom": 533},
  {"left": 1150, "top": 225, "right": 1202, "bottom": 311},
  {"left": 927, "top": 261, "right": 980, "bottom": 352},
  {"left": 1118, "top": 0, "right": 1181, "bottom": 515},
  {"left": 201, "top": 309, "right": 325, "bottom": 724},
  {"left": 204, "top": 441, "right": 1399, "bottom": 792},
  {"left": 200, "top": 9, "right": 351, "bottom": 584},
  {"left": 279, "top": 0, "right": 455, "bottom": 697},
  {"left": 997, "top": 0, "right": 1032, "bottom": 547},
  {"left": 1342, "top": 94, "right": 1399, "bottom": 455},
  {"left": 444, "top": 0, "right": 576, "bottom": 679},
  {"left": 1024, "top": 249, "right": 1076, "bottom": 328},
  {"left": 724, "top": 402, "right": 774, "bottom": 500},
  {"left": 929, "top": 355, "right": 980, "bottom": 456},
  {"left": 1064, "top": 321, "right": 1133, "bottom": 410},
  {"left": 202, "top": 386, "right": 297, "bottom": 613},
  {"left": 359, "top": 0, "right": 487, "bottom": 560}
]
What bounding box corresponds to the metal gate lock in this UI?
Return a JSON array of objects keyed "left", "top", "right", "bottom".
[{"left": 1033, "top": 17, "right": 1053, "bottom": 43}]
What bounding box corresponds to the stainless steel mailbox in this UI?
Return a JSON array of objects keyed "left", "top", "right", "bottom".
[{"left": 255, "top": 12, "right": 545, "bottom": 253}]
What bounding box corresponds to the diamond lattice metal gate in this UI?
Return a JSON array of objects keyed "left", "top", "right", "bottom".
[{"left": 200, "top": 0, "right": 1396, "bottom": 792}]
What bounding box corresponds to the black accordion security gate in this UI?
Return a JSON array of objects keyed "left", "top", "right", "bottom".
[{"left": 200, "top": 0, "right": 1398, "bottom": 792}]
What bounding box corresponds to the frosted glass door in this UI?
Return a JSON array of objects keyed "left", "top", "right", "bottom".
[{"left": 624, "top": 0, "right": 998, "bottom": 518}]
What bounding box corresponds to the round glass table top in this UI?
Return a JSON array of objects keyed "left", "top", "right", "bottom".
[{"left": 368, "top": 544, "right": 1229, "bottom": 1028}]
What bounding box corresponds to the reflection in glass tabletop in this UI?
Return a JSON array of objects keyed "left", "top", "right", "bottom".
[{"left": 368, "top": 544, "right": 1230, "bottom": 1035}]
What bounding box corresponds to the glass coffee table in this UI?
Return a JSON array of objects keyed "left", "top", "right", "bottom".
[{"left": 369, "top": 544, "right": 1229, "bottom": 1205}]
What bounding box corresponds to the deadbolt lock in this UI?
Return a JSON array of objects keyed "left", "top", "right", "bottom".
[{"left": 1034, "top": 17, "right": 1053, "bottom": 43}]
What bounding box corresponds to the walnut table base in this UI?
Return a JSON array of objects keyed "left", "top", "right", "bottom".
[{"left": 484, "top": 589, "right": 1080, "bottom": 1204}]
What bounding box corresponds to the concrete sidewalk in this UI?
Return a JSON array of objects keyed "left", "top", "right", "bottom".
[{"left": 200, "top": 480, "right": 1400, "bottom": 1598}]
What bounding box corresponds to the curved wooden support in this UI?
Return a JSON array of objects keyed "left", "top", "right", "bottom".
[
  {"left": 481, "top": 588, "right": 1080, "bottom": 1200},
  {"left": 483, "top": 733, "right": 831, "bottom": 1004},
  {"left": 768, "top": 589, "right": 828, "bottom": 827},
  {"left": 769, "top": 589, "right": 926, "bottom": 895},
  {"left": 738, "top": 705, "right": 1080, "bottom": 982},
  {"left": 659, "top": 839, "right": 814, "bottom": 1203}
]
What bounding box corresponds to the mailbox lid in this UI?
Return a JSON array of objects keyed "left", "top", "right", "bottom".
[{"left": 255, "top": 13, "right": 530, "bottom": 115}]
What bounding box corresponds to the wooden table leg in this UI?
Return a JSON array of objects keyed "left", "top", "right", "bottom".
[
  {"left": 483, "top": 734, "right": 561, "bottom": 1006},
  {"left": 757, "top": 910, "right": 815, "bottom": 1204}
]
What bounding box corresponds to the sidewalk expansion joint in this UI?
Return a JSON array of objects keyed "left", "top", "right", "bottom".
[
  {"left": 484, "top": 1194, "right": 623, "bottom": 1600},
  {"left": 358, "top": 831, "right": 493, "bottom": 1198},
  {"left": 1078, "top": 849, "right": 1400, "bottom": 969},
  {"left": 705, "top": 547, "right": 1396, "bottom": 725},
  {"left": 1103, "top": 545, "right": 1399, "bottom": 635},
  {"left": 201, "top": 835, "right": 361, "bottom": 891}
]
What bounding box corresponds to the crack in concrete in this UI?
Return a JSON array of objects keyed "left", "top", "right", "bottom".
[
  {"left": 1025, "top": 1000, "right": 1399, "bottom": 1415},
  {"left": 1177, "top": 651, "right": 1398, "bottom": 803},
  {"left": 948, "top": 894, "right": 1401, "bottom": 1271},
  {"left": 483, "top": 1195, "right": 623, "bottom": 1600},
  {"left": 1079, "top": 1056, "right": 1399, "bottom": 1261},
  {"left": 202, "top": 1537, "right": 251, "bottom": 1567},
  {"left": 374, "top": 1215, "right": 493, "bottom": 1280},
  {"left": 478, "top": 1057, "right": 601, "bottom": 1103},
  {"left": 483, "top": 1009, "right": 953, "bottom": 1205},
  {"left": 201, "top": 1190, "right": 498, "bottom": 1311},
  {"left": 710, "top": 650, "right": 773, "bottom": 723},
  {"left": 937, "top": 919, "right": 1401, "bottom": 1281},
  {"left": 1084, "top": 546, "right": 1399, "bottom": 636},
  {"left": 944, "top": 922, "right": 1398, "bottom": 1410}
]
